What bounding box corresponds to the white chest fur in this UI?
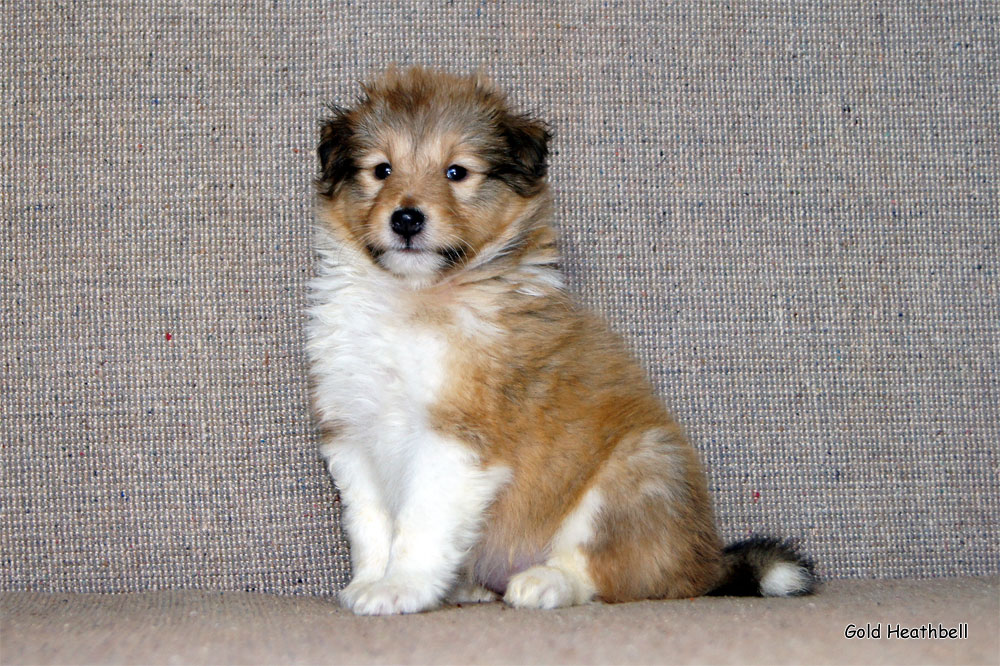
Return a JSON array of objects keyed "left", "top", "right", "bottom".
[
  {"left": 306, "top": 243, "right": 449, "bottom": 452},
  {"left": 306, "top": 235, "right": 515, "bottom": 616}
]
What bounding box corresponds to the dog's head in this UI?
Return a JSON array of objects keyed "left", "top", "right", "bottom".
[{"left": 316, "top": 66, "right": 551, "bottom": 284}]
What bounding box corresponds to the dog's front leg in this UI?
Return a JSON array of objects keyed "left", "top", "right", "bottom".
[
  {"left": 347, "top": 436, "right": 510, "bottom": 616},
  {"left": 326, "top": 445, "right": 394, "bottom": 612}
]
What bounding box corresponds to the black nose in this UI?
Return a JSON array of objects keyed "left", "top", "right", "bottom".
[{"left": 390, "top": 207, "right": 425, "bottom": 240}]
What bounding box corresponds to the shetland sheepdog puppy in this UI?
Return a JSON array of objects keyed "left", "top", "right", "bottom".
[{"left": 306, "top": 66, "right": 815, "bottom": 615}]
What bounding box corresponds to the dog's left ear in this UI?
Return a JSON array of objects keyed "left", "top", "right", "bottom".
[
  {"left": 494, "top": 112, "right": 552, "bottom": 197},
  {"left": 316, "top": 107, "right": 357, "bottom": 197}
]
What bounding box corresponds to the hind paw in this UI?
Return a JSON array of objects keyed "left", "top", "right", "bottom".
[{"left": 504, "top": 566, "right": 579, "bottom": 609}]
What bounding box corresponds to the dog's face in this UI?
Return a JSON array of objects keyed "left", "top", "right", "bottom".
[{"left": 316, "top": 67, "right": 551, "bottom": 284}]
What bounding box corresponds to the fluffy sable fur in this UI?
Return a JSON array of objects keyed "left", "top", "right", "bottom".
[{"left": 307, "top": 66, "right": 816, "bottom": 615}]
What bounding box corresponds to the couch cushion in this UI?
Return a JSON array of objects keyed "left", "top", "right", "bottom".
[{"left": 2, "top": 579, "right": 997, "bottom": 665}]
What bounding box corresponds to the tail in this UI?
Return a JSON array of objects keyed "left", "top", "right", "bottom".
[{"left": 708, "top": 537, "right": 817, "bottom": 597}]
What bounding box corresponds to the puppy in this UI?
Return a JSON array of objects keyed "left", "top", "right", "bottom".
[{"left": 306, "top": 66, "right": 815, "bottom": 615}]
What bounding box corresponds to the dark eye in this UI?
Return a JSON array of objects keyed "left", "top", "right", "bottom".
[
  {"left": 374, "top": 163, "right": 392, "bottom": 180},
  {"left": 445, "top": 164, "right": 468, "bottom": 182}
]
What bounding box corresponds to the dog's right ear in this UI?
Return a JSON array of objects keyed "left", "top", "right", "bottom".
[{"left": 316, "top": 107, "right": 356, "bottom": 197}]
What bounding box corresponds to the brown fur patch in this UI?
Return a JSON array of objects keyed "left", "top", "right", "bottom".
[{"left": 431, "top": 298, "right": 722, "bottom": 600}]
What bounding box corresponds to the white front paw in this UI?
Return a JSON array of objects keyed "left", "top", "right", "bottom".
[
  {"left": 346, "top": 575, "right": 440, "bottom": 616},
  {"left": 339, "top": 576, "right": 379, "bottom": 611},
  {"left": 504, "top": 566, "right": 577, "bottom": 609}
]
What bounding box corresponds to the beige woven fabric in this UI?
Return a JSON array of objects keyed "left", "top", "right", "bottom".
[
  {"left": 2, "top": 2, "right": 997, "bottom": 594},
  {"left": 3, "top": 579, "right": 999, "bottom": 665}
]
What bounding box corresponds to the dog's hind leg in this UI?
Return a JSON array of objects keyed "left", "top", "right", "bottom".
[{"left": 503, "top": 485, "right": 601, "bottom": 609}]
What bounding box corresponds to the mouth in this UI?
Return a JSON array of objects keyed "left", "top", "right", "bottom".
[{"left": 365, "top": 244, "right": 468, "bottom": 270}]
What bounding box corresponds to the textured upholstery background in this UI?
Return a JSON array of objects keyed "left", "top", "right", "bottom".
[{"left": 2, "top": 1, "right": 997, "bottom": 594}]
